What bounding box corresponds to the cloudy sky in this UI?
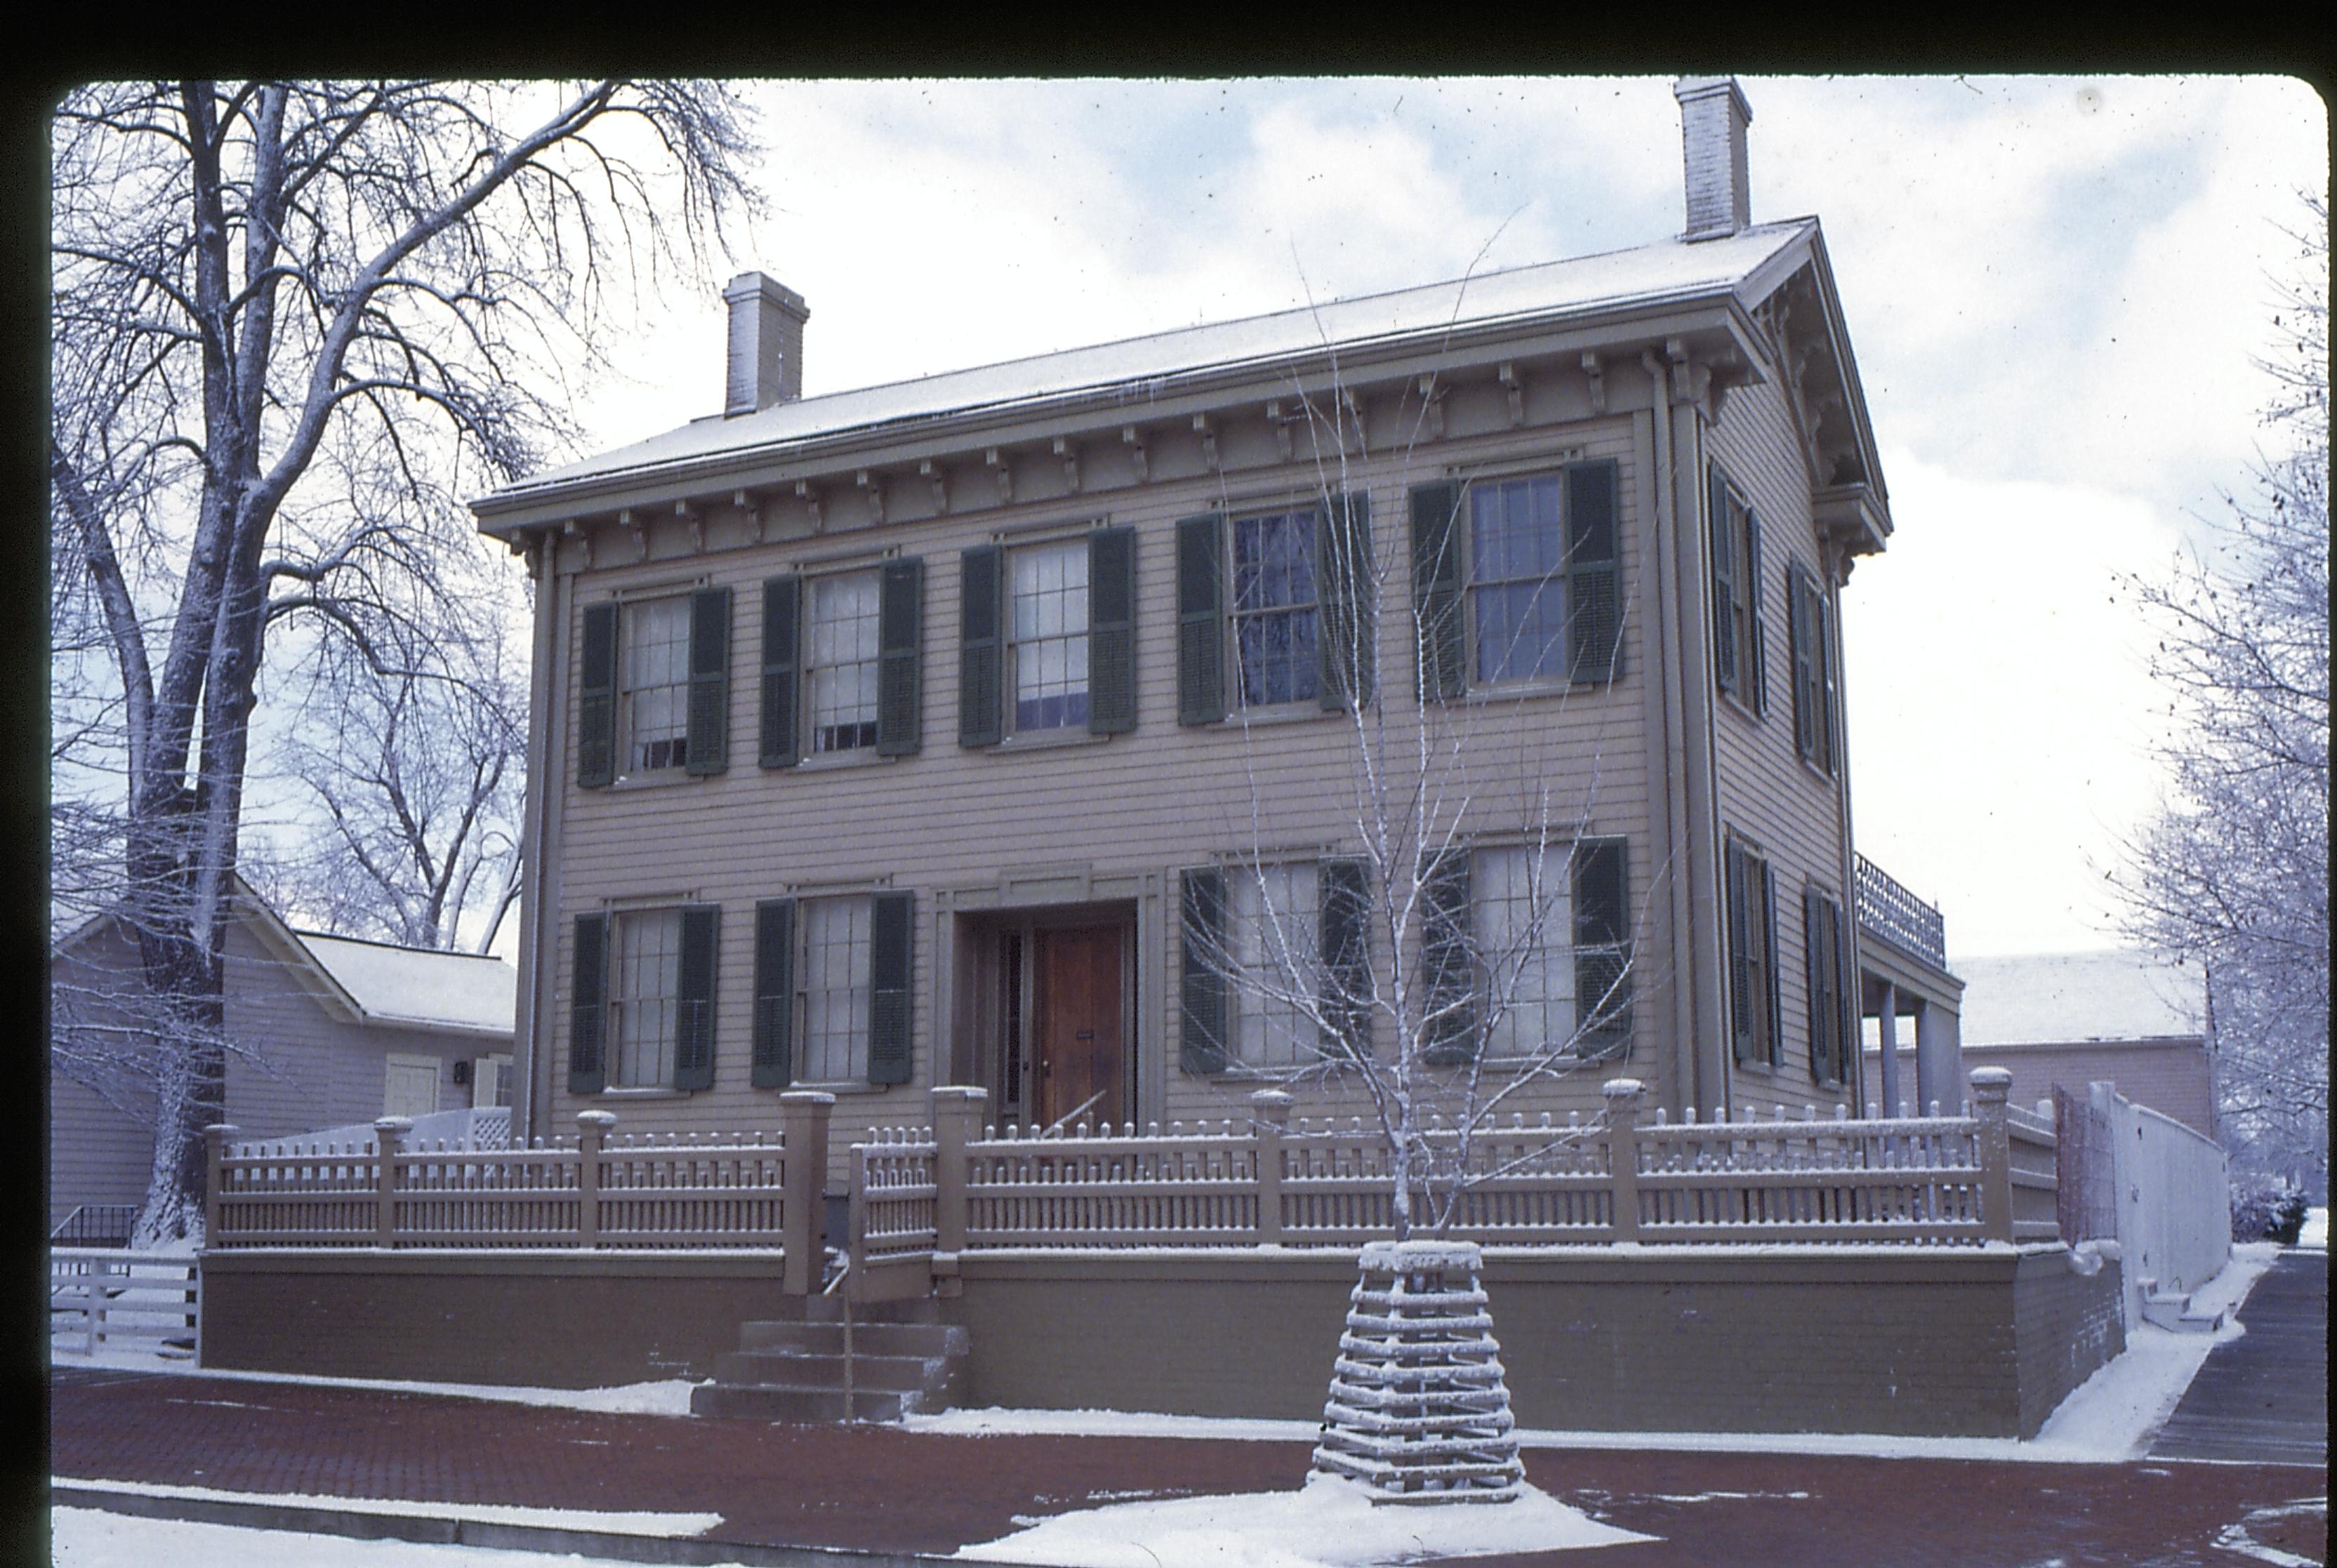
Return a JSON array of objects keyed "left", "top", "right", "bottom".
[{"left": 568, "top": 76, "right": 2327, "bottom": 962}]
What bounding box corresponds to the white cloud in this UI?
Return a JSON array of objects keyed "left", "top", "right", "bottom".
[{"left": 1841, "top": 449, "right": 2184, "bottom": 956}]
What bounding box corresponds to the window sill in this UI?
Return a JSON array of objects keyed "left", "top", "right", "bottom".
[
  {"left": 1716, "top": 689, "right": 1766, "bottom": 726},
  {"left": 604, "top": 769, "right": 695, "bottom": 792},
  {"left": 991, "top": 727, "right": 1111, "bottom": 752},
  {"left": 1221, "top": 703, "right": 1334, "bottom": 729},
  {"left": 796, "top": 748, "right": 887, "bottom": 773},
  {"left": 596, "top": 1087, "right": 695, "bottom": 1100},
  {"left": 786, "top": 1079, "right": 894, "bottom": 1096},
  {"left": 1459, "top": 676, "right": 1613, "bottom": 705}
]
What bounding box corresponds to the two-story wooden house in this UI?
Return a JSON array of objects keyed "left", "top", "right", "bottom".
[{"left": 473, "top": 78, "right": 1904, "bottom": 1186}]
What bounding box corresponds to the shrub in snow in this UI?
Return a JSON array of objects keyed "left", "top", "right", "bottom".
[
  {"left": 1311, "top": 1238, "right": 1523, "bottom": 1505},
  {"left": 2230, "top": 1175, "right": 2310, "bottom": 1244}
]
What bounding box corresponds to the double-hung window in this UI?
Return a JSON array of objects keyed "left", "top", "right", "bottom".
[
  {"left": 1409, "top": 460, "right": 1621, "bottom": 699},
  {"left": 1417, "top": 839, "right": 1633, "bottom": 1063},
  {"left": 1724, "top": 835, "right": 1782, "bottom": 1068},
  {"left": 1176, "top": 496, "right": 1372, "bottom": 724},
  {"left": 807, "top": 571, "right": 882, "bottom": 755},
  {"left": 959, "top": 529, "right": 1134, "bottom": 745},
  {"left": 746, "top": 890, "right": 915, "bottom": 1088},
  {"left": 567, "top": 905, "right": 718, "bottom": 1094},
  {"left": 759, "top": 560, "right": 923, "bottom": 768},
  {"left": 576, "top": 588, "right": 732, "bottom": 788},
  {"left": 1707, "top": 463, "right": 1767, "bottom": 714},
  {"left": 1177, "top": 858, "right": 1370, "bottom": 1073}
]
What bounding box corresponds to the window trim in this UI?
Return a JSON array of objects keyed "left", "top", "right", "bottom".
[
  {"left": 1005, "top": 534, "right": 1094, "bottom": 737},
  {"left": 1707, "top": 463, "right": 1768, "bottom": 720},
  {"left": 1226, "top": 504, "right": 1326, "bottom": 714},
  {"left": 1803, "top": 882, "right": 1854, "bottom": 1089},
  {"left": 1788, "top": 559, "right": 1841, "bottom": 779},
  {"left": 802, "top": 565, "right": 885, "bottom": 758},
  {"left": 1459, "top": 466, "right": 1611, "bottom": 690}
]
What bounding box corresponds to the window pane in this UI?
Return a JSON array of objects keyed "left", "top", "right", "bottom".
[
  {"left": 1230, "top": 512, "right": 1320, "bottom": 708},
  {"left": 801, "top": 897, "right": 872, "bottom": 1081},
  {"left": 612, "top": 908, "right": 683, "bottom": 1086},
  {"left": 1230, "top": 863, "right": 1319, "bottom": 1066},
  {"left": 1467, "top": 477, "right": 1568, "bottom": 683},
  {"left": 1473, "top": 846, "right": 1574, "bottom": 1057},
  {"left": 808, "top": 572, "right": 881, "bottom": 753},
  {"left": 621, "top": 598, "right": 691, "bottom": 771},
  {"left": 1011, "top": 540, "right": 1090, "bottom": 731}
]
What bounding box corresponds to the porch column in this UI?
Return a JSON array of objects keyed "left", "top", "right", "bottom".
[
  {"left": 1876, "top": 981, "right": 1901, "bottom": 1117},
  {"left": 1915, "top": 999, "right": 1962, "bottom": 1115}
]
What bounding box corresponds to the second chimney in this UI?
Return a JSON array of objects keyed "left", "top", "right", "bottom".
[
  {"left": 1674, "top": 77, "right": 1754, "bottom": 241},
  {"left": 724, "top": 271, "right": 809, "bottom": 416}
]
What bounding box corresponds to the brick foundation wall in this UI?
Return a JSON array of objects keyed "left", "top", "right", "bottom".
[
  {"left": 2013, "top": 1246, "right": 2127, "bottom": 1437},
  {"left": 199, "top": 1251, "right": 786, "bottom": 1387}
]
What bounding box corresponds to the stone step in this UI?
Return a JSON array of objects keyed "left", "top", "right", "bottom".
[
  {"left": 736, "top": 1319, "right": 967, "bottom": 1358},
  {"left": 690, "top": 1381, "right": 919, "bottom": 1423},
  {"left": 713, "top": 1348, "right": 962, "bottom": 1394}
]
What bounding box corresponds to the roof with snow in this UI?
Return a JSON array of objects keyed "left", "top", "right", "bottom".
[
  {"left": 1952, "top": 951, "right": 2207, "bottom": 1049},
  {"left": 294, "top": 930, "right": 517, "bottom": 1036},
  {"left": 479, "top": 220, "right": 1827, "bottom": 508}
]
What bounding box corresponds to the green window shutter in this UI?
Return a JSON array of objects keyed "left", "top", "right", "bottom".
[
  {"left": 1317, "top": 493, "right": 1376, "bottom": 711},
  {"left": 1815, "top": 583, "right": 1839, "bottom": 776},
  {"left": 760, "top": 576, "right": 802, "bottom": 769},
  {"left": 1834, "top": 898, "right": 1858, "bottom": 1090},
  {"left": 1572, "top": 837, "right": 1632, "bottom": 1060},
  {"left": 1789, "top": 567, "right": 1817, "bottom": 763},
  {"left": 1565, "top": 460, "right": 1622, "bottom": 684},
  {"left": 876, "top": 557, "right": 923, "bottom": 757},
  {"left": 1743, "top": 509, "right": 1767, "bottom": 715},
  {"left": 685, "top": 587, "right": 732, "bottom": 776},
  {"left": 751, "top": 898, "right": 795, "bottom": 1089},
  {"left": 673, "top": 903, "right": 720, "bottom": 1090},
  {"left": 569, "top": 913, "right": 608, "bottom": 1094},
  {"left": 1759, "top": 858, "right": 1782, "bottom": 1067},
  {"left": 1804, "top": 888, "right": 1836, "bottom": 1085},
  {"left": 578, "top": 602, "right": 618, "bottom": 789},
  {"left": 1088, "top": 527, "right": 1137, "bottom": 734},
  {"left": 1408, "top": 481, "right": 1464, "bottom": 701},
  {"left": 1176, "top": 514, "right": 1227, "bottom": 725},
  {"left": 1726, "top": 841, "right": 1752, "bottom": 1065},
  {"left": 958, "top": 544, "right": 1005, "bottom": 747},
  {"left": 1707, "top": 465, "right": 1738, "bottom": 696},
  {"left": 1318, "top": 858, "right": 1370, "bottom": 1056},
  {"left": 866, "top": 890, "right": 914, "bottom": 1085},
  {"left": 1419, "top": 849, "right": 1476, "bottom": 1064},
  {"left": 1179, "top": 866, "right": 1229, "bottom": 1075}
]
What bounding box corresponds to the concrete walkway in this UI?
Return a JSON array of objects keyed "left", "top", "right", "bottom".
[{"left": 2152, "top": 1244, "right": 2329, "bottom": 1467}]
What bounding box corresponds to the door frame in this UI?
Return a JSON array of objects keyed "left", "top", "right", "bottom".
[{"left": 965, "top": 902, "right": 1137, "bottom": 1133}]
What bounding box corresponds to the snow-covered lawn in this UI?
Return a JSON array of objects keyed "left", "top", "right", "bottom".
[
  {"left": 50, "top": 1509, "right": 746, "bottom": 1568},
  {"left": 2297, "top": 1207, "right": 2328, "bottom": 1249}
]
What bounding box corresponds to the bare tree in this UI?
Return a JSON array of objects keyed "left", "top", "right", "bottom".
[
  {"left": 1181, "top": 371, "right": 1653, "bottom": 1240},
  {"left": 2112, "top": 194, "right": 2329, "bottom": 1190},
  {"left": 49, "top": 79, "right": 760, "bottom": 1242}
]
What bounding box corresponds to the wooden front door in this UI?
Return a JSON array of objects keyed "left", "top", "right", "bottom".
[{"left": 1033, "top": 924, "right": 1124, "bottom": 1131}]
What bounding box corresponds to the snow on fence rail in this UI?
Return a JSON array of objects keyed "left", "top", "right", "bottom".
[
  {"left": 205, "top": 1111, "right": 787, "bottom": 1250},
  {"left": 840, "top": 1068, "right": 2060, "bottom": 1289}
]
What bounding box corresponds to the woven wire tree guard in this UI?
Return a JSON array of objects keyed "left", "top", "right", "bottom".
[{"left": 1311, "top": 1239, "right": 1524, "bottom": 1504}]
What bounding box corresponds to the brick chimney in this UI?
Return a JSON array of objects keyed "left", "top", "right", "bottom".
[
  {"left": 723, "top": 271, "right": 809, "bottom": 416},
  {"left": 1674, "top": 77, "right": 1754, "bottom": 242}
]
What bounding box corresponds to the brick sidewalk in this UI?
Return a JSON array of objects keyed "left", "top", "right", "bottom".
[{"left": 51, "top": 1366, "right": 2326, "bottom": 1567}]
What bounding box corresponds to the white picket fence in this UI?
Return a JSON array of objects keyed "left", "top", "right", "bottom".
[{"left": 51, "top": 1249, "right": 199, "bottom": 1356}]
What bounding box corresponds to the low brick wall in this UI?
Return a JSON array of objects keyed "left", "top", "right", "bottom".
[
  {"left": 199, "top": 1250, "right": 787, "bottom": 1387},
  {"left": 951, "top": 1243, "right": 2124, "bottom": 1439}
]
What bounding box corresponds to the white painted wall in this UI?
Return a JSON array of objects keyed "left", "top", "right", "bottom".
[{"left": 2092, "top": 1079, "right": 2230, "bottom": 1327}]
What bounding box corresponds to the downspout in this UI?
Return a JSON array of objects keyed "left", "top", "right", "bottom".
[
  {"left": 1646, "top": 348, "right": 1725, "bottom": 1117},
  {"left": 1641, "top": 358, "right": 1697, "bottom": 1116}
]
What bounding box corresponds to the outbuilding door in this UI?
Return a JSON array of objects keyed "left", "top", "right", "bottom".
[{"left": 1033, "top": 924, "right": 1124, "bottom": 1131}]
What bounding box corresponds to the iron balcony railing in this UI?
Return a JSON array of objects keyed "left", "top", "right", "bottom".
[{"left": 1855, "top": 853, "right": 1948, "bottom": 971}]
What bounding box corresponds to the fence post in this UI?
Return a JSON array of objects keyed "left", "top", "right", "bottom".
[
  {"left": 202, "top": 1124, "right": 239, "bottom": 1248},
  {"left": 1971, "top": 1067, "right": 2015, "bottom": 1244},
  {"left": 575, "top": 1110, "right": 616, "bottom": 1249},
  {"left": 779, "top": 1091, "right": 835, "bottom": 1295},
  {"left": 373, "top": 1117, "right": 412, "bottom": 1248},
  {"left": 931, "top": 1085, "right": 987, "bottom": 1296},
  {"left": 1251, "top": 1089, "right": 1293, "bottom": 1244},
  {"left": 1603, "top": 1079, "right": 1645, "bottom": 1244}
]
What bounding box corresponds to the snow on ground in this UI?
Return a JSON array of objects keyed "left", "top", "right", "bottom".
[
  {"left": 48, "top": 1342, "right": 704, "bottom": 1416},
  {"left": 951, "top": 1472, "right": 1653, "bottom": 1566},
  {"left": 58, "top": 1479, "right": 720, "bottom": 1536},
  {"left": 50, "top": 1509, "right": 748, "bottom": 1568},
  {"left": 2298, "top": 1207, "right": 2328, "bottom": 1249}
]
